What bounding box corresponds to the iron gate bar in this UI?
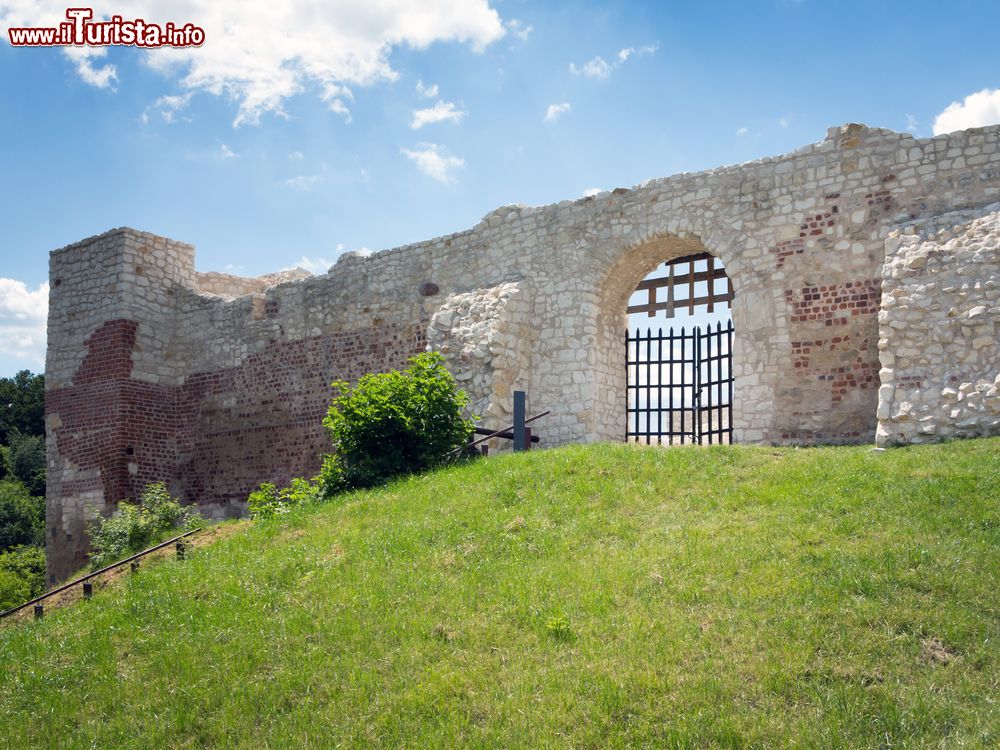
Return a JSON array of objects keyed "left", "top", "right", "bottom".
[
  {"left": 680, "top": 327, "right": 686, "bottom": 444},
  {"left": 628, "top": 252, "right": 735, "bottom": 318},
  {"left": 695, "top": 332, "right": 702, "bottom": 442},
  {"left": 645, "top": 328, "right": 652, "bottom": 444},
  {"left": 626, "top": 320, "right": 734, "bottom": 446}
]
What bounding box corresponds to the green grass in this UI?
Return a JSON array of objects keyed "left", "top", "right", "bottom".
[{"left": 2, "top": 439, "right": 999, "bottom": 748}]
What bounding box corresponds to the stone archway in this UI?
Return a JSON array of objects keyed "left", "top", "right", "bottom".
[
  {"left": 593, "top": 234, "right": 741, "bottom": 443},
  {"left": 626, "top": 252, "right": 734, "bottom": 444}
]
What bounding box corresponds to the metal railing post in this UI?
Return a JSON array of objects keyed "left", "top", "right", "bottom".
[
  {"left": 513, "top": 390, "right": 526, "bottom": 452},
  {"left": 1, "top": 528, "right": 202, "bottom": 621}
]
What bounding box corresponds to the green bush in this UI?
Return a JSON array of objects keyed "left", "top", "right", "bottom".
[
  {"left": 247, "top": 477, "right": 319, "bottom": 520},
  {"left": 88, "top": 483, "right": 203, "bottom": 570},
  {"left": 0, "top": 545, "right": 45, "bottom": 610},
  {"left": 0, "top": 480, "right": 43, "bottom": 553},
  {"left": 0, "top": 370, "right": 44, "bottom": 445},
  {"left": 7, "top": 431, "right": 46, "bottom": 496},
  {"left": 321, "top": 352, "right": 474, "bottom": 493}
]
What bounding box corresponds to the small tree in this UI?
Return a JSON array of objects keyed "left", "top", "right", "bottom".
[
  {"left": 321, "top": 352, "right": 474, "bottom": 493},
  {"left": 87, "top": 483, "right": 202, "bottom": 570}
]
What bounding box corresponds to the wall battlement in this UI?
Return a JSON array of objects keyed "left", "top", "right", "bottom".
[{"left": 45, "top": 123, "right": 1000, "bottom": 581}]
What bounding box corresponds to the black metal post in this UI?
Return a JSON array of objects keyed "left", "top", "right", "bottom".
[
  {"left": 667, "top": 326, "right": 675, "bottom": 445},
  {"left": 82, "top": 581, "right": 93, "bottom": 599},
  {"left": 694, "top": 329, "right": 702, "bottom": 444},
  {"left": 131, "top": 560, "right": 140, "bottom": 574},
  {"left": 176, "top": 540, "right": 186, "bottom": 560},
  {"left": 705, "top": 325, "right": 713, "bottom": 445},
  {"left": 33, "top": 604, "right": 43, "bottom": 619},
  {"left": 680, "top": 327, "right": 686, "bottom": 445},
  {"left": 513, "top": 390, "right": 526, "bottom": 452}
]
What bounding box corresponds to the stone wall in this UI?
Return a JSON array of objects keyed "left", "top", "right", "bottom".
[
  {"left": 45, "top": 123, "right": 1000, "bottom": 581},
  {"left": 876, "top": 204, "right": 1000, "bottom": 445}
]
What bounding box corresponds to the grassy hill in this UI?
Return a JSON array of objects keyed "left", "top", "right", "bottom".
[{"left": 1, "top": 440, "right": 998, "bottom": 748}]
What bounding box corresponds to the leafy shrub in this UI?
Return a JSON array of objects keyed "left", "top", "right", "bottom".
[
  {"left": 321, "top": 352, "right": 474, "bottom": 493},
  {"left": 0, "top": 567, "right": 32, "bottom": 612},
  {"left": 247, "top": 477, "right": 320, "bottom": 520},
  {"left": 316, "top": 453, "right": 344, "bottom": 498},
  {"left": 0, "top": 545, "right": 45, "bottom": 610},
  {"left": 0, "top": 480, "right": 43, "bottom": 553},
  {"left": 88, "top": 483, "right": 203, "bottom": 570}
]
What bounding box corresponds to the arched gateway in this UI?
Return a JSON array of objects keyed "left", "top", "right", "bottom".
[
  {"left": 43, "top": 124, "right": 1000, "bottom": 580},
  {"left": 626, "top": 252, "right": 734, "bottom": 444}
]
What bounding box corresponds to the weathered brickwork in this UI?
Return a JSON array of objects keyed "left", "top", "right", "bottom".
[{"left": 45, "top": 123, "right": 1000, "bottom": 580}]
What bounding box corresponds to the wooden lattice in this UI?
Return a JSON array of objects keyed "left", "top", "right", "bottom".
[{"left": 627, "top": 252, "right": 734, "bottom": 317}]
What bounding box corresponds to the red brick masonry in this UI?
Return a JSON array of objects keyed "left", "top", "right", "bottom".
[{"left": 46, "top": 317, "right": 426, "bottom": 577}]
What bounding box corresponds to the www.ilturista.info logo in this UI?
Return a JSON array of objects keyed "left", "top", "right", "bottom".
[{"left": 7, "top": 7, "right": 205, "bottom": 48}]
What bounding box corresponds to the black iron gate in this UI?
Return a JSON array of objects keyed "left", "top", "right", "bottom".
[{"left": 626, "top": 321, "right": 734, "bottom": 445}]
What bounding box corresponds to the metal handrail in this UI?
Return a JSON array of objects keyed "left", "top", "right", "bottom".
[
  {"left": 451, "top": 410, "right": 551, "bottom": 456},
  {"left": 0, "top": 528, "right": 201, "bottom": 620},
  {"left": 467, "top": 410, "right": 550, "bottom": 450}
]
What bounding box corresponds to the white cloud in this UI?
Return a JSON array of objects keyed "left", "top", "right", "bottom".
[
  {"left": 400, "top": 143, "right": 464, "bottom": 183},
  {"left": 736, "top": 127, "right": 748, "bottom": 136},
  {"left": 62, "top": 46, "right": 117, "bottom": 89},
  {"left": 778, "top": 117, "right": 789, "bottom": 128},
  {"left": 0, "top": 1, "right": 506, "bottom": 126},
  {"left": 140, "top": 92, "right": 193, "bottom": 124},
  {"left": 322, "top": 88, "right": 353, "bottom": 124},
  {"left": 286, "top": 256, "right": 335, "bottom": 274},
  {"left": 571, "top": 43, "right": 656, "bottom": 80},
  {"left": 411, "top": 100, "right": 467, "bottom": 129},
  {"left": 285, "top": 244, "right": 373, "bottom": 274},
  {"left": 282, "top": 174, "right": 325, "bottom": 191},
  {"left": 416, "top": 79, "right": 439, "bottom": 99},
  {"left": 287, "top": 150, "right": 303, "bottom": 160},
  {"left": 905, "top": 113, "right": 918, "bottom": 133},
  {"left": 570, "top": 56, "right": 611, "bottom": 80},
  {"left": 544, "top": 102, "right": 571, "bottom": 123},
  {"left": 0, "top": 279, "right": 48, "bottom": 369},
  {"left": 218, "top": 143, "right": 238, "bottom": 159},
  {"left": 506, "top": 18, "right": 532, "bottom": 42},
  {"left": 933, "top": 88, "right": 1000, "bottom": 135},
  {"left": 582, "top": 187, "right": 602, "bottom": 197}
]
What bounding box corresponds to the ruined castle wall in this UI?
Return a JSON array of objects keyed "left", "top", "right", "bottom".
[
  {"left": 876, "top": 204, "right": 1000, "bottom": 445},
  {"left": 45, "top": 230, "right": 196, "bottom": 577},
  {"left": 45, "top": 123, "right": 1000, "bottom": 581}
]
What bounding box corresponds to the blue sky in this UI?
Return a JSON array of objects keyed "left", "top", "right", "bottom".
[{"left": 1, "top": 0, "right": 999, "bottom": 377}]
